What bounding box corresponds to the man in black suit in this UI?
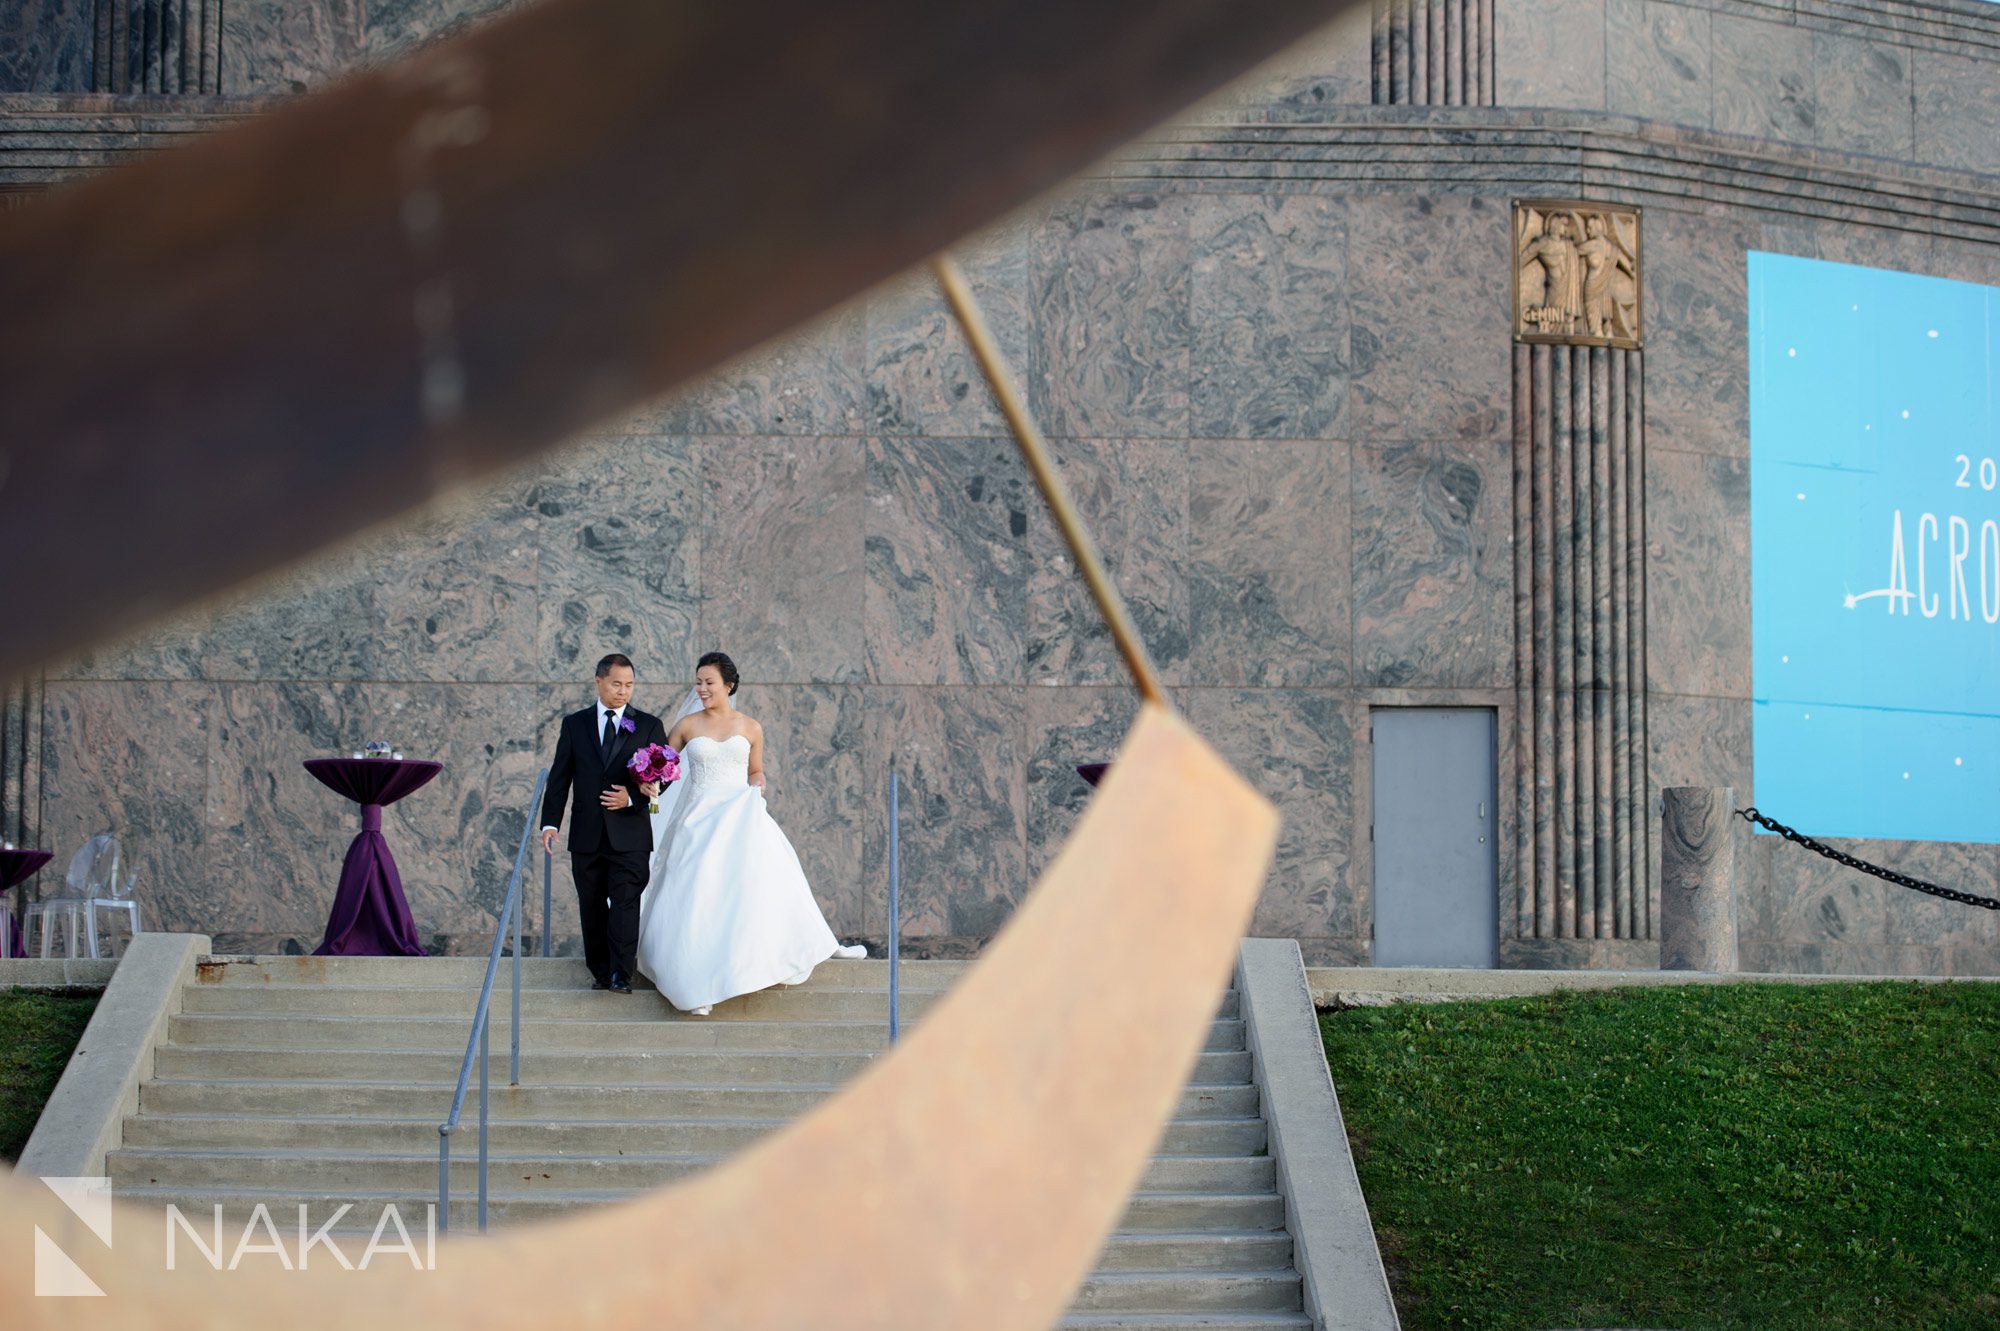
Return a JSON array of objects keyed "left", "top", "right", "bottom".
[{"left": 540, "top": 653, "right": 670, "bottom": 994}]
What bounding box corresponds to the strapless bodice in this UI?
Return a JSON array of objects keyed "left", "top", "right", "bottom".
[{"left": 679, "top": 733, "right": 751, "bottom": 792}]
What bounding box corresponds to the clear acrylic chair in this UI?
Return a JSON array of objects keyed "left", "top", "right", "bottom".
[
  {"left": 88, "top": 866, "right": 143, "bottom": 957},
  {"left": 26, "top": 834, "right": 129, "bottom": 958},
  {"left": 25, "top": 838, "right": 99, "bottom": 958}
]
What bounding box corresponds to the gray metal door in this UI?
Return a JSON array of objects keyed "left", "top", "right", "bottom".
[{"left": 1371, "top": 707, "right": 1498, "bottom": 968}]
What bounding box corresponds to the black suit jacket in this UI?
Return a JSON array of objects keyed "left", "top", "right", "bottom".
[{"left": 542, "top": 705, "right": 670, "bottom": 855}]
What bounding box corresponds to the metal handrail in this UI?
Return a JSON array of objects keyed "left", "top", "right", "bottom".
[{"left": 437, "top": 766, "right": 548, "bottom": 1234}]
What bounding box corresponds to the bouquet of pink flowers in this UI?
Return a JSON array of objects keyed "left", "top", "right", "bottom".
[{"left": 627, "top": 743, "right": 680, "bottom": 813}]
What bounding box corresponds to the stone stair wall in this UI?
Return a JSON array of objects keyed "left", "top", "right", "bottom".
[{"left": 105, "top": 955, "right": 1311, "bottom": 1330}]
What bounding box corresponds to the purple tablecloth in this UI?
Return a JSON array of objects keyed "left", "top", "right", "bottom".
[
  {"left": 303, "top": 759, "right": 441, "bottom": 957},
  {"left": 0, "top": 848, "right": 52, "bottom": 959}
]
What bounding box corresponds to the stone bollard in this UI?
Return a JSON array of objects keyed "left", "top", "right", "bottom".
[{"left": 1659, "top": 786, "right": 1739, "bottom": 972}]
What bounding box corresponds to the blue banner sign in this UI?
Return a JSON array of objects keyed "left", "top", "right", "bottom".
[{"left": 1749, "top": 251, "right": 2000, "bottom": 844}]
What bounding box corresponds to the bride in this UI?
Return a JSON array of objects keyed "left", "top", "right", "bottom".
[{"left": 635, "top": 651, "right": 863, "bottom": 1014}]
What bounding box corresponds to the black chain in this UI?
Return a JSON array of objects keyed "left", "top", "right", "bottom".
[{"left": 1735, "top": 807, "right": 2000, "bottom": 911}]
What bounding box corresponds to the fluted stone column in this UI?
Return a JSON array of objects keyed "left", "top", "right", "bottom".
[
  {"left": 1, "top": 674, "right": 44, "bottom": 850},
  {"left": 1512, "top": 202, "right": 1649, "bottom": 945},
  {"left": 1372, "top": 0, "right": 1494, "bottom": 105},
  {"left": 93, "top": 0, "right": 221, "bottom": 94},
  {"left": 1513, "top": 341, "right": 1649, "bottom": 941},
  {"left": 1, "top": 672, "right": 46, "bottom": 924},
  {"left": 1659, "top": 787, "right": 1739, "bottom": 972}
]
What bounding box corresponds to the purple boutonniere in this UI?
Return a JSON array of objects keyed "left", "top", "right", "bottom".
[{"left": 618, "top": 716, "right": 636, "bottom": 734}]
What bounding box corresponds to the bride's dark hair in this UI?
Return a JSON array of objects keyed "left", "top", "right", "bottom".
[{"left": 696, "top": 651, "right": 740, "bottom": 695}]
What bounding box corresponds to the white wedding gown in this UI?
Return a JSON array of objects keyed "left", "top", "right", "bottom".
[{"left": 636, "top": 734, "right": 858, "bottom": 1011}]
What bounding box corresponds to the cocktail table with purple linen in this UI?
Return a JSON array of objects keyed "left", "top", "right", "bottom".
[
  {"left": 303, "top": 758, "right": 440, "bottom": 957},
  {"left": 0, "top": 848, "right": 52, "bottom": 958}
]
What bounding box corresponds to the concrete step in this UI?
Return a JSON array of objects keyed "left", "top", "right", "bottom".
[
  {"left": 149, "top": 1046, "right": 1255, "bottom": 1087},
  {"left": 121, "top": 1113, "right": 1268, "bottom": 1158},
  {"left": 150, "top": 1045, "right": 885, "bottom": 1086},
  {"left": 108, "top": 1147, "right": 1276, "bottom": 1197},
  {"left": 56, "top": 1220, "right": 1293, "bottom": 1280},
  {"left": 168, "top": 1014, "right": 900, "bottom": 1054},
  {"left": 193, "top": 956, "right": 972, "bottom": 989},
  {"left": 126, "top": 954, "right": 1285, "bottom": 1321},
  {"left": 1056, "top": 1315, "right": 1311, "bottom": 1330},
  {"left": 163, "top": 1013, "right": 1247, "bottom": 1054},
  {"left": 174, "top": 985, "right": 947, "bottom": 1022},
  {"left": 1094, "top": 1232, "right": 1293, "bottom": 1274},
  {"left": 141, "top": 1079, "right": 1262, "bottom": 1122},
  {"left": 1068, "top": 1272, "right": 1301, "bottom": 1315},
  {"left": 175, "top": 982, "right": 1243, "bottom": 1023},
  {"left": 106, "top": 1186, "right": 1288, "bottom": 1233}
]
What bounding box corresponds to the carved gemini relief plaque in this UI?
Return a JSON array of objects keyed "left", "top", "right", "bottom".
[{"left": 1514, "top": 201, "right": 1641, "bottom": 349}]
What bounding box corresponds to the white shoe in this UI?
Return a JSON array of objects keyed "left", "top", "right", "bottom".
[
  {"left": 833, "top": 943, "right": 866, "bottom": 959},
  {"left": 687, "top": 1004, "right": 711, "bottom": 1017}
]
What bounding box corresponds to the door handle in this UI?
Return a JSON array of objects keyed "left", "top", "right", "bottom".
[{"left": 1477, "top": 801, "right": 1485, "bottom": 820}]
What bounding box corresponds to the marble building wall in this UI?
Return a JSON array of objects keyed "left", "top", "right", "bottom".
[
  {"left": 1641, "top": 209, "right": 2000, "bottom": 977},
  {"left": 35, "top": 185, "right": 1497, "bottom": 963},
  {"left": 0, "top": 0, "right": 1381, "bottom": 112},
  {"left": 1497, "top": 0, "right": 2000, "bottom": 174},
  {"left": 16, "top": 0, "right": 2000, "bottom": 180},
  {"left": 48, "top": 173, "right": 1995, "bottom": 974},
  {"left": 0, "top": 2, "right": 95, "bottom": 93},
  {"left": 7, "top": 8, "right": 2000, "bottom": 972}
]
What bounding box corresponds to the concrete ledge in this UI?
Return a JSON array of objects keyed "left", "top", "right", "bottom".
[
  {"left": 1238, "top": 937, "right": 1401, "bottom": 1331},
  {"left": 15, "top": 933, "right": 209, "bottom": 1179},
  {"left": 1307, "top": 966, "right": 2000, "bottom": 1008},
  {"left": 1102, "top": 110, "right": 2000, "bottom": 245},
  {"left": 0, "top": 957, "right": 118, "bottom": 989}
]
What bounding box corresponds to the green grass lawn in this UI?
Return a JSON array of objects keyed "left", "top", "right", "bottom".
[
  {"left": 0, "top": 987, "right": 100, "bottom": 1162},
  {"left": 1320, "top": 982, "right": 2000, "bottom": 1331}
]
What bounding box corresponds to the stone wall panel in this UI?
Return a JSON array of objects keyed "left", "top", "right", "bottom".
[{"left": 1188, "top": 440, "right": 1353, "bottom": 689}]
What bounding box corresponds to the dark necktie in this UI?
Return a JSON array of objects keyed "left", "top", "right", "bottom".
[{"left": 601, "top": 710, "right": 618, "bottom": 757}]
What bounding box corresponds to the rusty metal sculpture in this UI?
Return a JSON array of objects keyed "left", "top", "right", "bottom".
[
  {"left": 0, "top": 0, "right": 1340, "bottom": 1323},
  {"left": 1, "top": 705, "right": 1275, "bottom": 1328},
  {"left": 0, "top": 0, "right": 1344, "bottom": 678}
]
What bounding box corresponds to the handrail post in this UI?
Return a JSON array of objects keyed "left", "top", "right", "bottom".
[
  {"left": 478, "top": 1013, "right": 490, "bottom": 1233},
  {"left": 437, "top": 1126, "right": 451, "bottom": 1234},
  {"left": 888, "top": 768, "right": 900, "bottom": 1045},
  {"left": 541, "top": 850, "right": 553, "bottom": 958},
  {"left": 436, "top": 765, "right": 548, "bottom": 1237}
]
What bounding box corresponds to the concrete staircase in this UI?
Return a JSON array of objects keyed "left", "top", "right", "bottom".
[{"left": 108, "top": 956, "right": 1308, "bottom": 1328}]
